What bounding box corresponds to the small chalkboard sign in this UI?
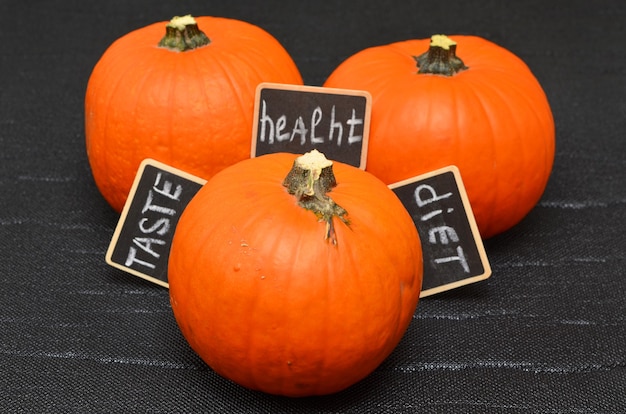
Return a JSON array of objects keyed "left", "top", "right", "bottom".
[
  {"left": 389, "top": 166, "right": 491, "bottom": 297},
  {"left": 251, "top": 83, "right": 371, "bottom": 169},
  {"left": 105, "top": 159, "right": 207, "bottom": 287}
]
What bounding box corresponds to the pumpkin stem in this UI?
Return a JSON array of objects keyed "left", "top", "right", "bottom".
[
  {"left": 414, "top": 34, "right": 468, "bottom": 76},
  {"left": 283, "top": 150, "right": 350, "bottom": 245},
  {"left": 158, "top": 15, "right": 210, "bottom": 52}
]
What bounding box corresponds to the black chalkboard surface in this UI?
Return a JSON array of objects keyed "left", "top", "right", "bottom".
[
  {"left": 106, "top": 160, "right": 489, "bottom": 295},
  {"left": 389, "top": 166, "right": 491, "bottom": 297},
  {"left": 251, "top": 83, "right": 371, "bottom": 168},
  {"left": 105, "top": 159, "right": 207, "bottom": 287}
]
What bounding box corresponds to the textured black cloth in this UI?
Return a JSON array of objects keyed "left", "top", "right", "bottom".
[{"left": 1, "top": 1, "right": 625, "bottom": 412}]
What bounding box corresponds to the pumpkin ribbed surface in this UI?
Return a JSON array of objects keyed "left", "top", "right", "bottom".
[
  {"left": 85, "top": 16, "right": 303, "bottom": 212},
  {"left": 168, "top": 152, "right": 423, "bottom": 397},
  {"left": 324, "top": 35, "right": 555, "bottom": 238}
]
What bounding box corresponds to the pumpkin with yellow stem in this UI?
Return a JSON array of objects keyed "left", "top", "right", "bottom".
[
  {"left": 324, "top": 34, "right": 555, "bottom": 238},
  {"left": 85, "top": 15, "right": 303, "bottom": 212},
  {"left": 168, "top": 150, "right": 423, "bottom": 397}
]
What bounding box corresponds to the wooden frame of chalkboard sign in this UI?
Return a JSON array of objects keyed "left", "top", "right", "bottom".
[
  {"left": 389, "top": 166, "right": 491, "bottom": 297},
  {"left": 251, "top": 82, "right": 371, "bottom": 169},
  {"left": 105, "top": 159, "right": 207, "bottom": 288}
]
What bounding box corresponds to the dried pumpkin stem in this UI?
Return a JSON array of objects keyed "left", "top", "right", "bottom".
[
  {"left": 414, "top": 34, "right": 468, "bottom": 76},
  {"left": 283, "top": 150, "right": 350, "bottom": 245},
  {"left": 158, "top": 15, "right": 210, "bottom": 52}
]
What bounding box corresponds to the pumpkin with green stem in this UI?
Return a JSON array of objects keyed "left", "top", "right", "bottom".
[
  {"left": 324, "top": 34, "right": 555, "bottom": 238},
  {"left": 85, "top": 15, "right": 303, "bottom": 212},
  {"left": 168, "top": 150, "right": 423, "bottom": 397}
]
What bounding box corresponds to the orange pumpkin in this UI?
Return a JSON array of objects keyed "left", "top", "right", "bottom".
[
  {"left": 168, "top": 150, "right": 423, "bottom": 397},
  {"left": 85, "top": 15, "right": 303, "bottom": 212},
  {"left": 324, "top": 34, "right": 555, "bottom": 238}
]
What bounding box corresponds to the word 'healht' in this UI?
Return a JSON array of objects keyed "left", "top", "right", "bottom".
[{"left": 257, "top": 99, "right": 363, "bottom": 146}]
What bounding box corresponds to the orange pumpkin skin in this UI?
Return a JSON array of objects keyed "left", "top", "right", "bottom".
[
  {"left": 324, "top": 35, "right": 555, "bottom": 238},
  {"left": 168, "top": 152, "right": 423, "bottom": 397},
  {"left": 85, "top": 16, "right": 303, "bottom": 212}
]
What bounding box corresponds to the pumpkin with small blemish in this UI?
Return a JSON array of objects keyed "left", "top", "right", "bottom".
[
  {"left": 85, "top": 15, "right": 302, "bottom": 212},
  {"left": 324, "top": 34, "right": 555, "bottom": 238},
  {"left": 168, "top": 150, "right": 423, "bottom": 397}
]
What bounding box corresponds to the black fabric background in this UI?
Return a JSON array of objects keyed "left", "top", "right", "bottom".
[{"left": 1, "top": 1, "right": 624, "bottom": 412}]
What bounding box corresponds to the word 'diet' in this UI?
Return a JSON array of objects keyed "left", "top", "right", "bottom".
[{"left": 390, "top": 166, "right": 491, "bottom": 297}]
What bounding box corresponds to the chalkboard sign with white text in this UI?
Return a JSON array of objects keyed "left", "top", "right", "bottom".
[
  {"left": 389, "top": 166, "right": 491, "bottom": 297},
  {"left": 251, "top": 83, "right": 371, "bottom": 168},
  {"left": 106, "top": 159, "right": 207, "bottom": 287}
]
